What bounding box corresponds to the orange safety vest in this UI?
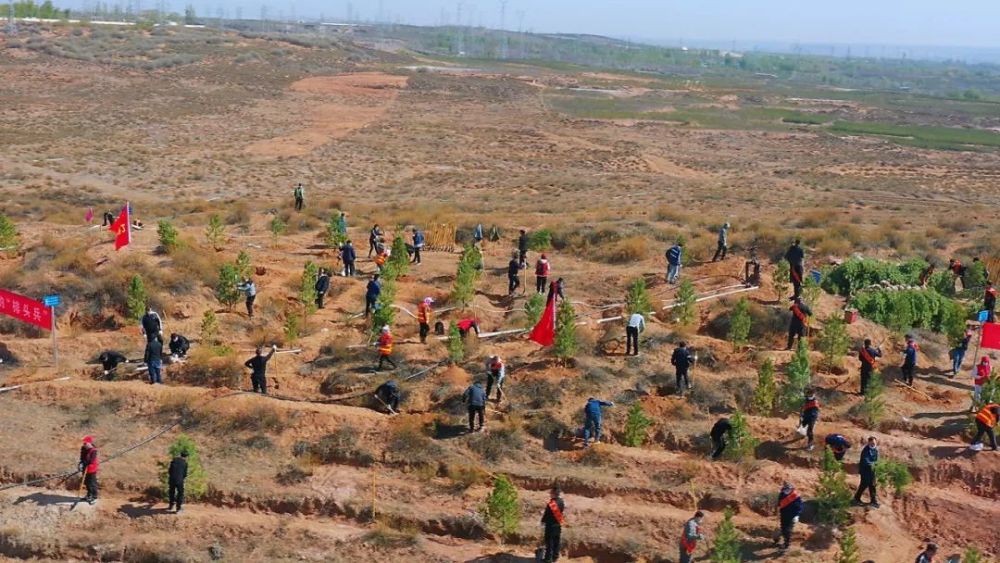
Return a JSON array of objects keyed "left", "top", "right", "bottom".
[
  {"left": 375, "top": 252, "right": 388, "bottom": 266},
  {"left": 801, "top": 398, "right": 820, "bottom": 413},
  {"left": 378, "top": 333, "right": 393, "bottom": 355},
  {"left": 976, "top": 404, "right": 999, "bottom": 428},
  {"left": 417, "top": 303, "right": 431, "bottom": 324},
  {"left": 546, "top": 499, "right": 565, "bottom": 525},
  {"left": 679, "top": 521, "right": 700, "bottom": 554},
  {"left": 490, "top": 359, "right": 504, "bottom": 373},
  {"left": 778, "top": 489, "right": 800, "bottom": 509},
  {"left": 791, "top": 304, "right": 808, "bottom": 326},
  {"left": 536, "top": 260, "right": 550, "bottom": 277},
  {"left": 859, "top": 346, "right": 877, "bottom": 367}
]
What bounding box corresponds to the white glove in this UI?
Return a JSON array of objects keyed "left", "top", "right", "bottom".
[{"left": 792, "top": 516, "right": 799, "bottom": 524}]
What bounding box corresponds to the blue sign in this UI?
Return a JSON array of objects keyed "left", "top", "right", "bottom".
[
  {"left": 42, "top": 295, "right": 60, "bottom": 307},
  {"left": 978, "top": 310, "right": 990, "bottom": 323}
]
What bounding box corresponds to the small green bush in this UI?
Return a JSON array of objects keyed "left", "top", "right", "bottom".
[
  {"left": 388, "top": 234, "right": 409, "bottom": 278},
  {"left": 235, "top": 250, "right": 252, "bottom": 279},
  {"left": 325, "top": 213, "right": 348, "bottom": 248},
  {"left": 773, "top": 260, "right": 789, "bottom": 298},
  {"left": 623, "top": 402, "right": 652, "bottom": 447},
  {"left": 817, "top": 314, "right": 850, "bottom": 370},
  {"left": 674, "top": 279, "right": 698, "bottom": 326},
  {"left": 724, "top": 409, "right": 758, "bottom": 462},
  {"left": 527, "top": 229, "right": 552, "bottom": 251},
  {"left": 554, "top": 299, "right": 578, "bottom": 360},
  {"left": 626, "top": 277, "right": 653, "bottom": 316},
  {"left": 751, "top": 358, "right": 777, "bottom": 416},
  {"left": 727, "top": 298, "right": 752, "bottom": 349},
  {"left": 851, "top": 288, "right": 966, "bottom": 338},
  {"left": 835, "top": 526, "right": 861, "bottom": 563},
  {"left": 200, "top": 310, "right": 219, "bottom": 345},
  {"left": 0, "top": 214, "right": 19, "bottom": 254},
  {"left": 821, "top": 258, "right": 926, "bottom": 296},
  {"left": 860, "top": 372, "right": 886, "bottom": 429},
  {"left": 214, "top": 263, "right": 241, "bottom": 310},
  {"left": 962, "top": 546, "right": 985, "bottom": 563},
  {"left": 782, "top": 339, "right": 812, "bottom": 412},
  {"left": 480, "top": 474, "right": 520, "bottom": 542},
  {"left": 300, "top": 261, "right": 318, "bottom": 317},
  {"left": 874, "top": 459, "right": 912, "bottom": 496},
  {"left": 710, "top": 507, "right": 743, "bottom": 563},
  {"left": 524, "top": 293, "right": 544, "bottom": 327},
  {"left": 816, "top": 447, "right": 852, "bottom": 525},
  {"left": 126, "top": 275, "right": 147, "bottom": 321},
  {"left": 269, "top": 216, "right": 287, "bottom": 243},
  {"left": 447, "top": 322, "right": 464, "bottom": 364},
  {"left": 205, "top": 214, "right": 225, "bottom": 249},
  {"left": 157, "top": 220, "right": 180, "bottom": 253}
]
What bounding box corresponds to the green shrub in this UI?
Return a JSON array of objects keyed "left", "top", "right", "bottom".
[
  {"left": 284, "top": 312, "right": 301, "bottom": 343},
  {"left": 623, "top": 402, "right": 652, "bottom": 447},
  {"left": 782, "top": 339, "right": 812, "bottom": 411},
  {"left": 388, "top": 234, "right": 409, "bottom": 278},
  {"left": 963, "top": 261, "right": 989, "bottom": 293},
  {"left": 214, "top": 263, "right": 240, "bottom": 310},
  {"left": 480, "top": 474, "right": 520, "bottom": 542},
  {"left": 816, "top": 447, "right": 852, "bottom": 525},
  {"left": 821, "top": 258, "right": 926, "bottom": 296},
  {"left": 727, "top": 298, "right": 751, "bottom": 349},
  {"left": 554, "top": 299, "right": 577, "bottom": 360},
  {"left": 325, "top": 213, "right": 348, "bottom": 248},
  {"left": 835, "top": 526, "right": 861, "bottom": 563},
  {"left": 371, "top": 277, "right": 397, "bottom": 338},
  {"left": 802, "top": 275, "right": 822, "bottom": 310},
  {"left": 860, "top": 372, "right": 886, "bottom": 429},
  {"left": 527, "top": 229, "right": 552, "bottom": 251},
  {"left": 269, "top": 216, "right": 286, "bottom": 243},
  {"left": 928, "top": 271, "right": 956, "bottom": 297},
  {"left": 205, "top": 214, "right": 225, "bottom": 250},
  {"left": 674, "top": 279, "right": 698, "bottom": 326},
  {"left": 447, "top": 322, "right": 464, "bottom": 364},
  {"left": 751, "top": 358, "right": 777, "bottom": 416},
  {"left": 817, "top": 314, "right": 850, "bottom": 370},
  {"left": 126, "top": 275, "right": 147, "bottom": 321},
  {"left": 773, "top": 260, "right": 789, "bottom": 298},
  {"left": 874, "top": 459, "right": 912, "bottom": 496},
  {"left": 300, "top": 261, "right": 318, "bottom": 317},
  {"left": 625, "top": 277, "right": 653, "bottom": 316},
  {"left": 0, "top": 214, "right": 19, "bottom": 255},
  {"left": 157, "top": 220, "right": 180, "bottom": 253},
  {"left": 524, "top": 293, "right": 544, "bottom": 327},
  {"left": 724, "top": 409, "right": 758, "bottom": 462},
  {"left": 851, "top": 288, "right": 966, "bottom": 337},
  {"left": 159, "top": 435, "right": 207, "bottom": 500},
  {"left": 710, "top": 507, "right": 742, "bottom": 563},
  {"left": 962, "top": 547, "right": 985, "bottom": 563},
  {"left": 200, "top": 310, "right": 219, "bottom": 345},
  {"left": 452, "top": 244, "right": 482, "bottom": 307},
  {"left": 235, "top": 250, "right": 252, "bottom": 279}
]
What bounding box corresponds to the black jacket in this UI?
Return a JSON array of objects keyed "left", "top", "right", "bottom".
[
  {"left": 341, "top": 245, "right": 356, "bottom": 262},
  {"left": 168, "top": 456, "right": 188, "bottom": 483},
  {"left": 244, "top": 349, "right": 275, "bottom": 377},
  {"left": 144, "top": 339, "right": 163, "bottom": 364},
  {"left": 141, "top": 312, "right": 162, "bottom": 335},
  {"left": 784, "top": 244, "right": 804, "bottom": 267},
  {"left": 169, "top": 335, "right": 190, "bottom": 357},
  {"left": 710, "top": 418, "right": 732, "bottom": 439},
  {"left": 541, "top": 497, "right": 565, "bottom": 527},
  {"left": 99, "top": 351, "right": 128, "bottom": 371},
  {"left": 789, "top": 302, "right": 812, "bottom": 331},
  {"left": 671, "top": 347, "right": 694, "bottom": 373},
  {"left": 376, "top": 381, "right": 400, "bottom": 400},
  {"left": 315, "top": 273, "right": 330, "bottom": 294},
  {"left": 508, "top": 259, "right": 519, "bottom": 278},
  {"left": 518, "top": 233, "right": 528, "bottom": 253}
]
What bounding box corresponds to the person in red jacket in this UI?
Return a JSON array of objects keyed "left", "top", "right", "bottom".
[
  {"left": 417, "top": 297, "right": 433, "bottom": 344},
  {"left": 973, "top": 356, "right": 992, "bottom": 406},
  {"left": 535, "top": 254, "right": 551, "bottom": 295},
  {"left": 375, "top": 326, "right": 396, "bottom": 371},
  {"left": 78, "top": 436, "right": 99, "bottom": 505}
]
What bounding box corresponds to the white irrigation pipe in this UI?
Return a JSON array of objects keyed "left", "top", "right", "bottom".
[
  {"left": 662, "top": 285, "right": 759, "bottom": 310},
  {"left": 0, "top": 376, "right": 70, "bottom": 394}
]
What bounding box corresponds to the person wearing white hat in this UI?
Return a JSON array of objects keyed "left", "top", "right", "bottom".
[
  {"left": 417, "top": 297, "right": 434, "bottom": 344},
  {"left": 376, "top": 326, "right": 396, "bottom": 371}
]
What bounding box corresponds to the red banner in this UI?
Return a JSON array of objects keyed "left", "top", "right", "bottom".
[
  {"left": 0, "top": 289, "right": 53, "bottom": 330},
  {"left": 981, "top": 322, "right": 1000, "bottom": 351}
]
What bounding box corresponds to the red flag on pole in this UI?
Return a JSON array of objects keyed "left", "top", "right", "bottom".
[
  {"left": 981, "top": 322, "right": 1000, "bottom": 350},
  {"left": 108, "top": 204, "right": 131, "bottom": 250},
  {"left": 529, "top": 295, "right": 557, "bottom": 346}
]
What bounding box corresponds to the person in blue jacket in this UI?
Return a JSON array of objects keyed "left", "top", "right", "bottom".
[
  {"left": 774, "top": 481, "right": 803, "bottom": 551},
  {"left": 411, "top": 228, "right": 425, "bottom": 265},
  {"left": 824, "top": 433, "right": 851, "bottom": 461},
  {"left": 665, "top": 242, "right": 683, "bottom": 284},
  {"left": 583, "top": 397, "right": 614, "bottom": 447},
  {"left": 341, "top": 241, "right": 356, "bottom": 277},
  {"left": 901, "top": 334, "right": 918, "bottom": 386},
  {"left": 365, "top": 274, "right": 381, "bottom": 317},
  {"left": 852, "top": 436, "right": 880, "bottom": 508}
]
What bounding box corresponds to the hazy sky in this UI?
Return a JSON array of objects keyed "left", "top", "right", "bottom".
[{"left": 71, "top": 0, "right": 998, "bottom": 49}]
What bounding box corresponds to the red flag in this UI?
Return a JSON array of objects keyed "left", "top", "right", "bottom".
[
  {"left": 0, "top": 289, "right": 53, "bottom": 330},
  {"left": 981, "top": 322, "right": 1000, "bottom": 350},
  {"left": 529, "top": 295, "right": 557, "bottom": 346},
  {"left": 108, "top": 205, "right": 131, "bottom": 250}
]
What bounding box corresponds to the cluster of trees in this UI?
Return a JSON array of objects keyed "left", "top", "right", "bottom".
[{"left": 2, "top": 0, "right": 69, "bottom": 19}]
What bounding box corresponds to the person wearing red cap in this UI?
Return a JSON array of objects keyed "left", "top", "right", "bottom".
[
  {"left": 535, "top": 254, "right": 550, "bottom": 295},
  {"left": 78, "top": 436, "right": 99, "bottom": 504}
]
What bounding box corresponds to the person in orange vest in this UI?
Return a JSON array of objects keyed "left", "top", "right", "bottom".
[
  {"left": 774, "top": 481, "right": 802, "bottom": 551},
  {"left": 973, "top": 356, "right": 992, "bottom": 406},
  {"left": 824, "top": 433, "right": 851, "bottom": 461},
  {"left": 373, "top": 244, "right": 390, "bottom": 273},
  {"left": 799, "top": 389, "right": 820, "bottom": 450},
  {"left": 375, "top": 326, "right": 396, "bottom": 371},
  {"left": 969, "top": 403, "right": 999, "bottom": 452},
  {"left": 417, "top": 297, "right": 433, "bottom": 344},
  {"left": 985, "top": 281, "right": 997, "bottom": 323},
  {"left": 78, "top": 436, "right": 100, "bottom": 505},
  {"left": 535, "top": 254, "right": 551, "bottom": 295},
  {"left": 858, "top": 338, "right": 882, "bottom": 395},
  {"left": 786, "top": 296, "right": 812, "bottom": 350},
  {"left": 540, "top": 485, "right": 565, "bottom": 563},
  {"left": 678, "top": 510, "right": 706, "bottom": 563},
  {"left": 949, "top": 258, "right": 966, "bottom": 289}
]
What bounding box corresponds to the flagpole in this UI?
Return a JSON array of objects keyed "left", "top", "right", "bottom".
[{"left": 126, "top": 201, "right": 132, "bottom": 250}]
